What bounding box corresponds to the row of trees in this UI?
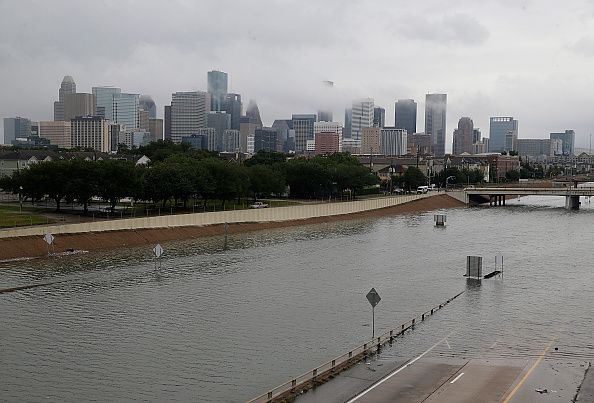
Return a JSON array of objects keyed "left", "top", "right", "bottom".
[{"left": 0, "top": 151, "right": 379, "bottom": 213}]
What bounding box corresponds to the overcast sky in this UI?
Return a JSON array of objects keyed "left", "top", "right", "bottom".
[{"left": 2, "top": 0, "right": 594, "bottom": 150}]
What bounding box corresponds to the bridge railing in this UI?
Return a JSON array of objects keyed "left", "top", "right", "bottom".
[{"left": 246, "top": 290, "right": 466, "bottom": 403}]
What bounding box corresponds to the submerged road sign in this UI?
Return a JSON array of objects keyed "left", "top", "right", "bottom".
[
  {"left": 366, "top": 288, "right": 381, "bottom": 307},
  {"left": 153, "top": 244, "right": 164, "bottom": 258},
  {"left": 43, "top": 233, "right": 54, "bottom": 245},
  {"left": 366, "top": 288, "right": 381, "bottom": 339}
]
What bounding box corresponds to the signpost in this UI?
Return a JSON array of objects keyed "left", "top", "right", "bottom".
[
  {"left": 224, "top": 222, "right": 229, "bottom": 250},
  {"left": 153, "top": 244, "right": 164, "bottom": 270},
  {"left": 366, "top": 288, "right": 381, "bottom": 339},
  {"left": 43, "top": 233, "right": 54, "bottom": 256}
]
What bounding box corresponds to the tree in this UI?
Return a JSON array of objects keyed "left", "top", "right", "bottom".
[
  {"left": 402, "top": 167, "right": 427, "bottom": 191},
  {"left": 96, "top": 160, "right": 140, "bottom": 213},
  {"left": 505, "top": 169, "right": 520, "bottom": 182},
  {"left": 67, "top": 160, "right": 99, "bottom": 214},
  {"left": 248, "top": 165, "right": 286, "bottom": 201}
]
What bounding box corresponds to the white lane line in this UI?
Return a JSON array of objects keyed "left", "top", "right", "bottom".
[
  {"left": 345, "top": 331, "right": 456, "bottom": 403},
  {"left": 490, "top": 341, "right": 498, "bottom": 349},
  {"left": 445, "top": 338, "right": 451, "bottom": 350},
  {"left": 450, "top": 372, "right": 464, "bottom": 384}
]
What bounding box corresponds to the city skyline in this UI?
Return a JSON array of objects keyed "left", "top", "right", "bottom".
[{"left": 1, "top": 1, "right": 594, "bottom": 149}]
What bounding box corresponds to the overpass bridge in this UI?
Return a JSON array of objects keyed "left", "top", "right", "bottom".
[{"left": 463, "top": 186, "right": 594, "bottom": 209}]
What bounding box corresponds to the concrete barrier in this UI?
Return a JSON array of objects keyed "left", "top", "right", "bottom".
[{"left": 0, "top": 194, "right": 430, "bottom": 239}]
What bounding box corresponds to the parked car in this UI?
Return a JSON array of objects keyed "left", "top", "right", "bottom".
[
  {"left": 416, "top": 186, "right": 429, "bottom": 194},
  {"left": 249, "top": 201, "right": 269, "bottom": 209},
  {"left": 392, "top": 187, "right": 405, "bottom": 194}
]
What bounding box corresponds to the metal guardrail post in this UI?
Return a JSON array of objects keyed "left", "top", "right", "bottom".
[
  {"left": 348, "top": 351, "right": 352, "bottom": 358},
  {"left": 389, "top": 330, "right": 394, "bottom": 342},
  {"left": 267, "top": 391, "right": 273, "bottom": 399},
  {"left": 422, "top": 313, "right": 425, "bottom": 321},
  {"left": 291, "top": 379, "right": 296, "bottom": 391},
  {"left": 331, "top": 359, "right": 336, "bottom": 369}
]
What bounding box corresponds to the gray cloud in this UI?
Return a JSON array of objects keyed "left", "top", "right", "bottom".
[{"left": 396, "top": 13, "right": 490, "bottom": 46}]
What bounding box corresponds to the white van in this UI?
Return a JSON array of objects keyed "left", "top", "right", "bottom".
[{"left": 417, "top": 186, "right": 429, "bottom": 194}]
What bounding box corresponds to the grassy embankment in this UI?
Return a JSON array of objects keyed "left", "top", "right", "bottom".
[{"left": 0, "top": 206, "right": 52, "bottom": 228}]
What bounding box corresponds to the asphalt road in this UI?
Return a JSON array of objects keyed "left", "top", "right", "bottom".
[{"left": 296, "top": 333, "right": 588, "bottom": 403}]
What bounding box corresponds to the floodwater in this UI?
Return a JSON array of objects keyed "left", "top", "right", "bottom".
[{"left": 1, "top": 195, "right": 593, "bottom": 402}]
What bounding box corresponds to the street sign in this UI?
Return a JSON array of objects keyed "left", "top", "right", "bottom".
[
  {"left": 43, "top": 233, "right": 54, "bottom": 245},
  {"left": 366, "top": 288, "right": 381, "bottom": 307},
  {"left": 153, "top": 244, "right": 164, "bottom": 258}
]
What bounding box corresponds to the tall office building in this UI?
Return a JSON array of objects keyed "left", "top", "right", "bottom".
[
  {"left": 149, "top": 118, "right": 164, "bottom": 142},
  {"left": 373, "top": 107, "right": 386, "bottom": 128},
  {"left": 207, "top": 70, "right": 228, "bottom": 111},
  {"left": 3, "top": 117, "right": 31, "bottom": 144},
  {"left": 92, "top": 87, "right": 139, "bottom": 129},
  {"left": 380, "top": 128, "right": 408, "bottom": 156},
  {"left": 139, "top": 110, "right": 150, "bottom": 132},
  {"left": 170, "top": 91, "right": 210, "bottom": 143},
  {"left": 246, "top": 100, "right": 263, "bottom": 128},
  {"left": 550, "top": 130, "right": 575, "bottom": 156},
  {"left": 343, "top": 108, "right": 352, "bottom": 139},
  {"left": 361, "top": 127, "right": 381, "bottom": 154},
  {"left": 222, "top": 93, "right": 242, "bottom": 130},
  {"left": 164, "top": 105, "right": 172, "bottom": 140},
  {"left": 93, "top": 87, "right": 121, "bottom": 121},
  {"left": 254, "top": 128, "right": 279, "bottom": 152},
  {"left": 53, "top": 75, "right": 77, "bottom": 121},
  {"left": 39, "top": 121, "right": 72, "bottom": 148},
  {"left": 71, "top": 116, "right": 110, "bottom": 152},
  {"left": 314, "top": 132, "right": 340, "bottom": 155},
  {"left": 272, "top": 119, "right": 293, "bottom": 152},
  {"left": 318, "top": 110, "right": 333, "bottom": 122},
  {"left": 394, "top": 99, "right": 417, "bottom": 135},
  {"left": 351, "top": 98, "right": 374, "bottom": 141},
  {"left": 207, "top": 112, "right": 231, "bottom": 151},
  {"left": 452, "top": 117, "right": 474, "bottom": 155},
  {"left": 239, "top": 117, "right": 258, "bottom": 154},
  {"left": 489, "top": 117, "right": 518, "bottom": 153},
  {"left": 63, "top": 93, "right": 96, "bottom": 121},
  {"left": 425, "top": 94, "right": 447, "bottom": 157},
  {"left": 139, "top": 95, "right": 157, "bottom": 118},
  {"left": 292, "top": 114, "right": 316, "bottom": 154}
]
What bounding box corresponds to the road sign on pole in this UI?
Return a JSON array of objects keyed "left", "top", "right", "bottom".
[
  {"left": 153, "top": 244, "right": 164, "bottom": 258},
  {"left": 366, "top": 288, "right": 381, "bottom": 339},
  {"left": 43, "top": 233, "right": 54, "bottom": 245}
]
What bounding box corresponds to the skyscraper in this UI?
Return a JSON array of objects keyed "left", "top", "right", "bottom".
[
  {"left": 245, "top": 100, "right": 263, "bottom": 128},
  {"left": 207, "top": 70, "right": 228, "bottom": 112},
  {"left": 3, "top": 117, "right": 31, "bottom": 145},
  {"left": 149, "top": 118, "right": 164, "bottom": 142},
  {"left": 550, "top": 130, "right": 575, "bottom": 156},
  {"left": 489, "top": 117, "right": 518, "bottom": 153},
  {"left": 139, "top": 95, "right": 157, "bottom": 118},
  {"left": 63, "top": 93, "right": 96, "bottom": 121},
  {"left": 380, "top": 128, "right": 408, "bottom": 156},
  {"left": 351, "top": 98, "right": 374, "bottom": 141},
  {"left": 222, "top": 93, "right": 242, "bottom": 130},
  {"left": 373, "top": 107, "right": 385, "bottom": 128},
  {"left": 39, "top": 121, "right": 72, "bottom": 148},
  {"left": 164, "top": 105, "right": 172, "bottom": 141},
  {"left": 207, "top": 112, "right": 231, "bottom": 151},
  {"left": 394, "top": 99, "right": 417, "bottom": 135},
  {"left": 343, "top": 108, "right": 352, "bottom": 139},
  {"left": 71, "top": 116, "right": 110, "bottom": 152},
  {"left": 92, "top": 87, "right": 139, "bottom": 129},
  {"left": 54, "top": 76, "right": 76, "bottom": 121},
  {"left": 292, "top": 114, "right": 316, "bottom": 154},
  {"left": 170, "top": 91, "right": 211, "bottom": 144},
  {"left": 425, "top": 94, "right": 447, "bottom": 157},
  {"left": 452, "top": 117, "right": 474, "bottom": 155}
]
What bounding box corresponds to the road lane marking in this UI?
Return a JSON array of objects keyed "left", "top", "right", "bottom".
[
  {"left": 501, "top": 338, "right": 556, "bottom": 403},
  {"left": 490, "top": 341, "right": 498, "bottom": 349},
  {"left": 445, "top": 338, "right": 451, "bottom": 349},
  {"left": 345, "top": 331, "right": 456, "bottom": 403},
  {"left": 450, "top": 372, "right": 464, "bottom": 384}
]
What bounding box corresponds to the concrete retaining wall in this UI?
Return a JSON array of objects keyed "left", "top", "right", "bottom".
[{"left": 0, "top": 194, "right": 430, "bottom": 239}]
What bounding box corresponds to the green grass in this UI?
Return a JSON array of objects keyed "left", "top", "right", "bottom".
[{"left": 0, "top": 207, "right": 51, "bottom": 228}]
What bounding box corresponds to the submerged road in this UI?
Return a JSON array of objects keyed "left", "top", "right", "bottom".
[{"left": 297, "top": 332, "right": 588, "bottom": 403}]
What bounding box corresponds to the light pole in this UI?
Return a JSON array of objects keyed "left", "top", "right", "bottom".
[{"left": 19, "top": 186, "right": 23, "bottom": 213}]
